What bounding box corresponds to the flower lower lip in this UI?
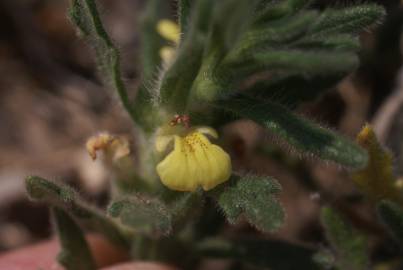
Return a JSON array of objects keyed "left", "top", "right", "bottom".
[{"left": 156, "top": 127, "right": 231, "bottom": 192}]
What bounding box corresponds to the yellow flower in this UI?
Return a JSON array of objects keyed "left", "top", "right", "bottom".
[
  {"left": 155, "top": 126, "right": 231, "bottom": 192},
  {"left": 156, "top": 19, "right": 180, "bottom": 64}
]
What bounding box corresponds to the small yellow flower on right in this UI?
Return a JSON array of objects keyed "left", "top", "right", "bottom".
[{"left": 155, "top": 116, "right": 232, "bottom": 192}]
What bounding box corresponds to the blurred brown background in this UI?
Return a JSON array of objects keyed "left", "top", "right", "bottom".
[{"left": 0, "top": 0, "right": 403, "bottom": 253}]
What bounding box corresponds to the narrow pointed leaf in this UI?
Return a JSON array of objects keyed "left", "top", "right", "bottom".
[
  {"left": 53, "top": 207, "right": 96, "bottom": 270},
  {"left": 231, "top": 11, "right": 318, "bottom": 58},
  {"left": 353, "top": 125, "right": 403, "bottom": 204},
  {"left": 321, "top": 207, "right": 369, "bottom": 270},
  {"left": 69, "top": 0, "right": 141, "bottom": 123},
  {"left": 309, "top": 5, "right": 385, "bottom": 36},
  {"left": 240, "top": 49, "right": 357, "bottom": 77},
  {"left": 295, "top": 34, "right": 360, "bottom": 51},
  {"left": 26, "top": 176, "right": 129, "bottom": 248},
  {"left": 219, "top": 97, "right": 368, "bottom": 168}
]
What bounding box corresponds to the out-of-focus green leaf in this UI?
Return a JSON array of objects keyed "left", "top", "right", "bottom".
[
  {"left": 312, "top": 249, "right": 335, "bottom": 269},
  {"left": 378, "top": 200, "right": 403, "bottom": 244},
  {"left": 321, "top": 207, "right": 369, "bottom": 270},
  {"left": 309, "top": 4, "right": 385, "bottom": 36},
  {"left": 255, "top": 0, "right": 313, "bottom": 23},
  {"left": 353, "top": 125, "right": 403, "bottom": 204},
  {"left": 108, "top": 192, "right": 202, "bottom": 236},
  {"left": 53, "top": 207, "right": 96, "bottom": 270},
  {"left": 108, "top": 195, "right": 172, "bottom": 236}
]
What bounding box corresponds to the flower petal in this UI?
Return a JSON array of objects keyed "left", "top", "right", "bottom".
[
  {"left": 194, "top": 127, "right": 218, "bottom": 139},
  {"left": 201, "top": 145, "right": 231, "bottom": 191},
  {"left": 156, "top": 136, "right": 198, "bottom": 191},
  {"left": 155, "top": 134, "right": 175, "bottom": 153},
  {"left": 191, "top": 133, "right": 214, "bottom": 188},
  {"left": 193, "top": 133, "right": 231, "bottom": 190},
  {"left": 156, "top": 131, "right": 231, "bottom": 192}
]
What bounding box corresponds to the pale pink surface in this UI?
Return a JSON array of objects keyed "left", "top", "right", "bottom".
[
  {"left": 0, "top": 234, "right": 156, "bottom": 270},
  {"left": 0, "top": 235, "right": 178, "bottom": 270},
  {"left": 0, "top": 238, "right": 63, "bottom": 270},
  {"left": 101, "top": 262, "right": 178, "bottom": 270}
]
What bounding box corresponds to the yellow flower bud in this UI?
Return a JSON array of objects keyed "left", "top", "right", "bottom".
[
  {"left": 156, "top": 19, "right": 180, "bottom": 64},
  {"left": 156, "top": 19, "right": 180, "bottom": 44},
  {"left": 159, "top": 46, "right": 176, "bottom": 64}
]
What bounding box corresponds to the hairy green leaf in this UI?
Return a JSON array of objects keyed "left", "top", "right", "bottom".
[
  {"left": 68, "top": 0, "right": 144, "bottom": 125},
  {"left": 231, "top": 11, "right": 318, "bottom": 58},
  {"left": 309, "top": 4, "right": 385, "bottom": 36},
  {"left": 255, "top": 0, "right": 313, "bottom": 23},
  {"left": 229, "top": 49, "right": 358, "bottom": 79},
  {"left": 108, "top": 192, "right": 202, "bottom": 236},
  {"left": 26, "top": 176, "right": 129, "bottom": 248},
  {"left": 212, "top": 0, "right": 260, "bottom": 50},
  {"left": 194, "top": 3, "right": 383, "bottom": 102},
  {"left": 53, "top": 207, "right": 96, "bottom": 270},
  {"left": 215, "top": 175, "right": 284, "bottom": 232},
  {"left": 158, "top": 0, "right": 214, "bottom": 112},
  {"left": 108, "top": 196, "right": 172, "bottom": 236},
  {"left": 219, "top": 97, "right": 368, "bottom": 168},
  {"left": 168, "top": 191, "right": 203, "bottom": 222},
  {"left": 321, "top": 207, "right": 369, "bottom": 270},
  {"left": 295, "top": 34, "right": 360, "bottom": 51},
  {"left": 246, "top": 74, "right": 343, "bottom": 109},
  {"left": 194, "top": 48, "right": 356, "bottom": 102},
  {"left": 190, "top": 0, "right": 262, "bottom": 102}
]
